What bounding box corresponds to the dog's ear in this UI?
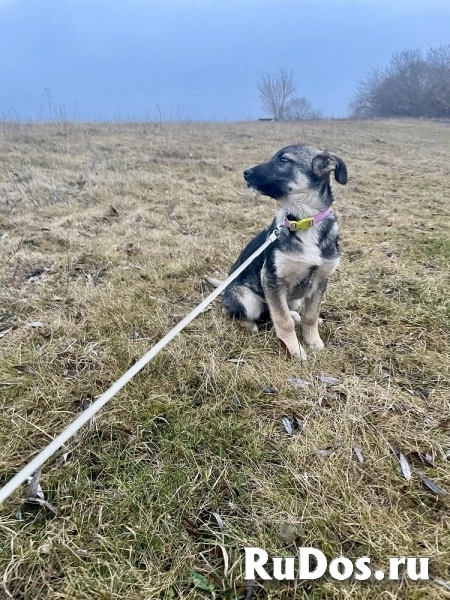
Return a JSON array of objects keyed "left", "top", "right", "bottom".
[
  {"left": 332, "top": 153, "right": 348, "bottom": 185},
  {"left": 312, "top": 152, "right": 347, "bottom": 185}
]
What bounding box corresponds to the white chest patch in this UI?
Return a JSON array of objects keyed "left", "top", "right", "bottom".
[{"left": 274, "top": 225, "right": 340, "bottom": 299}]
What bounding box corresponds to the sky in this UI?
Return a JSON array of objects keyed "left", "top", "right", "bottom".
[{"left": 0, "top": 0, "right": 449, "bottom": 121}]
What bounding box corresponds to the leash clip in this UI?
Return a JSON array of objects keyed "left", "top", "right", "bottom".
[{"left": 271, "top": 224, "right": 286, "bottom": 240}]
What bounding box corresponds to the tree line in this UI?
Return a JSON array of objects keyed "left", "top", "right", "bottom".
[{"left": 258, "top": 44, "right": 450, "bottom": 120}]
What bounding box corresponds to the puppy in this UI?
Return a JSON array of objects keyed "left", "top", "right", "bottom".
[{"left": 207, "top": 144, "right": 347, "bottom": 360}]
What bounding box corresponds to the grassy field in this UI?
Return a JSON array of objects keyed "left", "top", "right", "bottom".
[{"left": 0, "top": 118, "right": 449, "bottom": 599}]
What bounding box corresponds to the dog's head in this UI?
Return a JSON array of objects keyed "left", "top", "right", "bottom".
[{"left": 244, "top": 144, "right": 347, "bottom": 210}]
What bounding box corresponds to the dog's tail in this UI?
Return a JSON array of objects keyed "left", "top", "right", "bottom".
[{"left": 204, "top": 276, "right": 223, "bottom": 288}]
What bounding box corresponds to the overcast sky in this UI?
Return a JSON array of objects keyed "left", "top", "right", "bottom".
[{"left": 0, "top": 0, "right": 449, "bottom": 121}]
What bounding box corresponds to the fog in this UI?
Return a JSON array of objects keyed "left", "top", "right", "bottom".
[{"left": 0, "top": 0, "right": 449, "bottom": 120}]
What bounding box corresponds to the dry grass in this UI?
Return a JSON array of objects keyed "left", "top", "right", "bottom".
[{"left": 0, "top": 119, "right": 449, "bottom": 599}]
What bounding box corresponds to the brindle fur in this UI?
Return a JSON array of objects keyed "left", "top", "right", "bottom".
[{"left": 206, "top": 144, "right": 347, "bottom": 360}]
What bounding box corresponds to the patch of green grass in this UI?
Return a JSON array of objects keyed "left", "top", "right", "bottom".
[{"left": 418, "top": 235, "right": 450, "bottom": 259}]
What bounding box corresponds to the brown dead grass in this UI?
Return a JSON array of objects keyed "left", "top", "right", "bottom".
[{"left": 0, "top": 119, "right": 450, "bottom": 599}]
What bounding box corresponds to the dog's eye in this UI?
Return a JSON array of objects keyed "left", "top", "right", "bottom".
[{"left": 279, "top": 157, "right": 288, "bottom": 163}]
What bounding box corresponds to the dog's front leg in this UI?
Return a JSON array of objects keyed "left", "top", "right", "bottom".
[
  {"left": 302, "top": 280, "right": 327, "bottom": 350},
  {"left": 263, "top": 280, "right": 307, "bottom": 360}
]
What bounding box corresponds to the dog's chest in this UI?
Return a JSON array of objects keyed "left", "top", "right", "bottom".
[{"left": 273, "top": 228, "right": 339, "bottom": 297}]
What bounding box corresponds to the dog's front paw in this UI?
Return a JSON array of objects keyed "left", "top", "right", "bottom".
[
  {"left": 278, "top": 338, "right": 307, "bottom": 360},
  {"left": 295, "top": 346, "right": 308, "bottom": 361},
  {"left": 306, "top": 337, "right": 324, "bottom": 351}
]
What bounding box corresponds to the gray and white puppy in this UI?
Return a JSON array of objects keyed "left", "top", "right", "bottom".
[{"left": 207, "top": 144, "right": 347, "bottom": 360}]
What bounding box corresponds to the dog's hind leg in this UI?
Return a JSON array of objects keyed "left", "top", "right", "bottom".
[
  {"left": 222, "top": 284, "right": 265, "bottom": 333},
  {"left": 238, "top": 319, "right": 259, "bottom": 333},
  {"left": 290, "top": 310, "right": 302, "bottom": 325},
  {"left": 288, "top": 298, "right": 303, "bottom": 325}
]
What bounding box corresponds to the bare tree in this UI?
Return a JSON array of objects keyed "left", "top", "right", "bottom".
[
  {"left": 349, "top": 66, "right": 391, "bottom": 118},
  {"left": 258, "top": 69, "right": 296, "bottom": 120},
  {"left": 284, "top": 96, "right": 324, "bottom": 121},
  {"left": 350, "top": 45, "right": 450, "bottom": 119},
  {"left": 388, "top": 49, "right": 426, "bottom": 116},
  {"left": 349, "top": 51, "right": 427, "bottom": 118},
  {"left": 424, "top": 45, "right": 450, "bottom": 118}
]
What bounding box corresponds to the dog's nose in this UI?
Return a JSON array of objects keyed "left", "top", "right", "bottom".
[{"left": 243, "top": 168, "right": 253, "bottom": 179}]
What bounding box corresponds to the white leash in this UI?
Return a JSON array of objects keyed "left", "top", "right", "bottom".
[{"left": 0, "top": 226, "right": 284, "bottom": 504}]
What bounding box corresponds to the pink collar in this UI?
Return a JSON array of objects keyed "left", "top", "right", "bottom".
[{"left": 283, "top": 207, "right": 332, "bottom": 232}]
